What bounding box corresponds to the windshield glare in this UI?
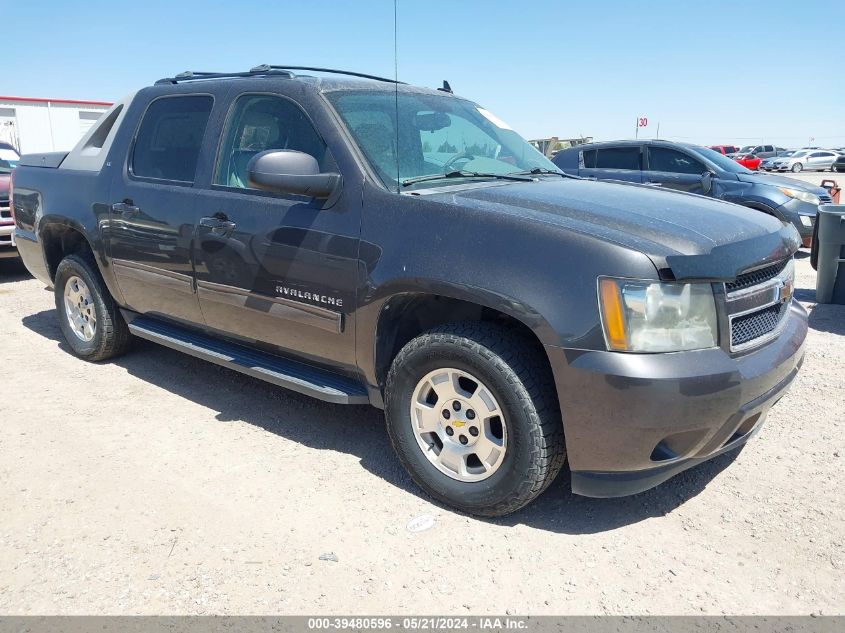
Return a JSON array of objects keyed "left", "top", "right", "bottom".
[
  {"left": 689, "top": 146, "right": 752, "bottom": 174},
  {"left": 326, "top": 91, "right": 560, "bottom": 189}
]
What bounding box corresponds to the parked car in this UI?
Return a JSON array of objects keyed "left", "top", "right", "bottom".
[
  {"left": 760, "top": 150, "right": 798, "bottom": 171},
  {"left": 733, "top": 153, "right": 762, "bottom": 170},
  {"left": 708, "top": 145, "right": 739, "bottom": 156},
  {"left": 12, "top": 66, "right": 807, "bottom": 516},
  {"left": 552, "top": 139, "right": 831, "bottom": 246},
  {"left": 832, "top": 153, "right": 845, "bottom": 172},
  {"left": 769, "top": 149, "right": 840, "bottom": 173},
  {"left": 0, "top": 143, "right": 20, "bottom": 259},
  {"left": 737, "top": 144, "right": 784, "bottom": 159}
]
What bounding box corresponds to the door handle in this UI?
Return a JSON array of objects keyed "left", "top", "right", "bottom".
[
  {"left": 200, "top": 216, "right": 237, "bottom": 234},
  {"left": 111, "top": 200, "right": 140, "bottom": 218}
]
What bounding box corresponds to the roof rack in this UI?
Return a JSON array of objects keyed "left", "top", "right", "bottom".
[
  {"left": 250, "top": 65, "right": 404, "bottom": 84},
  {"left": 154, "top": 68, "right": 295, "bottom": 85},
  {"left": 155, "top": 65, "right": 403, "bottom": 86}
]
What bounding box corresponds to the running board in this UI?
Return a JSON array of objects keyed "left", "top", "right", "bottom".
[{"left": 127, "top": 316, "right": 369, "bottom": 405}]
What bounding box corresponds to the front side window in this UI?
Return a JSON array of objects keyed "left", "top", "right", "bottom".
[
  {"left": 215, "top": 94, "right": 333, "bottom": 189},
  {"left": 648, "top": 147, "right": 705, "bottom": 175},
  {"left": 131, "top": 95, "right": 213, "bottom": 182},
  {"left": 325, "top": 91, "right": 558, "bottom": 190}
]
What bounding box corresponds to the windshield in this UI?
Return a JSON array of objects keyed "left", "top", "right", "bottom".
[
  {"left": 688, "top": 145, "right": 753, "bottom": 174},
  {"left": 325, "top": 91, "right": 560, "bottom": 189}
]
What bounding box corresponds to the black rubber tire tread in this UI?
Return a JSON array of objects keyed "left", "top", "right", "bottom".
[
  {"left": 385, "top": 322, "right": 566, "bottom": 517},
  {"left": 54, "top": 252, "right": 131, "bottom": 362}
]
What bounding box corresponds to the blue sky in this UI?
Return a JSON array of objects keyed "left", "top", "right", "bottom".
[{"left": 4, "top": 0, "right": 844, "bottom": 147}]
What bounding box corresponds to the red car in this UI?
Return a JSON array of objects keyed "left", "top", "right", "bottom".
[
  {"left": 708, "top": 145, "right": 739, "bottom": 156},
  {"left": 733, "top": 153, "right": 762, "bottom": 170},
  {"left": 0, "top": 142, "right": 18, "bottom": 259}
]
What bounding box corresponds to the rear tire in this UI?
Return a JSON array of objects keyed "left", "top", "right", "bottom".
[
  {"left": 792, "top": 162, "right": 803, "bottom": 173},
  {"left": 54, "top": 253, "right": 131, "bottom": 361},
  {"left": 385, "top": 322, "right": 566, "bottom": 517}
]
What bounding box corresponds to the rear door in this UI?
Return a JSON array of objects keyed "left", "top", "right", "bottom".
[
  {"left": 644, "top": 146, "right": 709, "bottom": 195},
  {"left": 807, "top": 151, "right": 835, "bottom": 170},
  {"left": 108, "top": 94, "right": 214, "bottom": 324},
  {"left": 579, "top": 145, "right": 642, "bottom": 183},
  {"left": 190, "top": 91, "right": 362, "bottom": 367}
]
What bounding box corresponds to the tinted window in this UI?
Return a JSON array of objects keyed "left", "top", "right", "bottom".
[
  {"left": 215, "top": 94, "right": 333, "bottom": 189},
  {"left": 132, "top": 96, "right": 213, "bottom": 182},
  {"left": 583, "top": 146, "right": 640, "bottom": 170},
  {"left": 648, "top": 147, "right": 705, "bottom": 174}
]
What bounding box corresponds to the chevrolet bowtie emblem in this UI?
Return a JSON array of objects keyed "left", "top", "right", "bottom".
[{"left": 777, "top": 278, "right": 794, "bottom": 304}]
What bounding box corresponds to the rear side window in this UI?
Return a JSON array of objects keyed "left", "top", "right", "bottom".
[
  {"left": 131, "top": 95, "right": 213, "bottom": 183},
  {"left": 648, "top": 147, "right": 705, "bottom": 175},
  {"left": 582, "top": 147, "right": 641, "bottom": 170}
]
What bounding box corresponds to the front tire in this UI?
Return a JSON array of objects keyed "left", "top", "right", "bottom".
[
  {"left": 385, "top": 323, "right": 566, "bottom": 517},
  {"left": 792, "top": 162, "right": 803, "bottom": 173},
  {"left": 54, "top": 253, "right": 131, "bottom": 361}
]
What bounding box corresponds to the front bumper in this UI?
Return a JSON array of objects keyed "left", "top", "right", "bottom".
[
  {"left": 0, "top": 221, "right": 17, "bottom": 258},
  {"left": 546, "top": 301, "right": 807, "bottom": 497},
  {"left": 778, "top": 198, "right": 818, "bottom": 244}
]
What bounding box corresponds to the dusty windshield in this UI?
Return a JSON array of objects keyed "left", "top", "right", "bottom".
[{"left": 325, "top": 90, "right": 560, "bottom": 190}]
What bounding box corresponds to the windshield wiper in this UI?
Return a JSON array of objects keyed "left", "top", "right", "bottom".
[
  {"left": 401, "top": 170, "right": 533, "bottom": 187},
  {"left": 510, "top": 167, "right": 578, "bottom": 179}
]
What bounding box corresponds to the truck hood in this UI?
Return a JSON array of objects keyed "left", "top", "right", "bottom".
[
  {"left": 736, "top": 171, "right": 828, "bottom": 195},
  {"left": 425, "top": 178, "right": 799, "bottom": 280}
]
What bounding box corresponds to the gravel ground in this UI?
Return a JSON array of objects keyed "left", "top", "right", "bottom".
[{"left": 0, "top": 253, "right": 843, "bottom": 616}]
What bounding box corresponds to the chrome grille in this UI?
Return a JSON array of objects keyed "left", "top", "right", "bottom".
[
  {"left": 819, "top": 194, "right": 833, "bottom": 204},
  {"left": 0, "top": 207, "right": 11, "bottom": 221},
  {"left": 725, "top": 259, "right": 789, "bottom": 293},
  {"left": 725, "top": 258, "right": 794, "bottom": 352}
]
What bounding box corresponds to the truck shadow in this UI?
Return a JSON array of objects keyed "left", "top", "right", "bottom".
[
  {"left": 0, "top": 258, "right": 32, "bottom": 282},
  {"left": 23, "top": 307, "right": 741, "bottom": 535},
  {"left": 795, "top": 290, "right": 845, "bottom": 335}
]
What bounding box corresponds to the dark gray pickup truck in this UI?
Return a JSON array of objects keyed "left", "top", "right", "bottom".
[{"left": 11, "top": 66, "right": 807, "bottom": 516}]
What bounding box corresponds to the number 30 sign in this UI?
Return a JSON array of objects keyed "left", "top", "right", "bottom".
[{"left": 638, "top": 117, "right": 648, "bottom": 127}]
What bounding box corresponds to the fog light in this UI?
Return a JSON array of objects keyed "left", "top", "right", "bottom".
[{"left": 799, "top": 215, "right": 813, "bottom": 227}]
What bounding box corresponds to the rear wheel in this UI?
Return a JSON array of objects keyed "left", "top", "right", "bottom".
[
  {"left": 385, "top": 322, "right": 566, "bottom": 517},
  {"left": 792, "top": 162, "right": 803, "bottom": 173},
  {"left": 54, "top": 253, "right": 131, "bottom": 361}
]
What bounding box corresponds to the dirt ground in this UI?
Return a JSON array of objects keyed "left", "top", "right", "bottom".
[{"left": 0, "top": 252, "right": 843, "bottom": 616}]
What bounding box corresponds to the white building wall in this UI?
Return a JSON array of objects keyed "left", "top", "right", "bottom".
[{"left": 0, "top": 98, "right": 111, "bottom": 154}]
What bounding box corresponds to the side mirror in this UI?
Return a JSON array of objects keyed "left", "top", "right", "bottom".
[
  {"left": 701, "top": 171, "right": 714, "bottom": 195},
  {"left": 247, "top": 150, "right": 341, "bottom": 199}
]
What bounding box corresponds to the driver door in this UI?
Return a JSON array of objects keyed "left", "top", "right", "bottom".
[{"left": 645, "top": 146, "right": 708, "bottom": 195}]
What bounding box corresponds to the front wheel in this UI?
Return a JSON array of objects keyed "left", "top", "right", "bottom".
[
  {"left": 792, "top": 162, "right": 803, "bottom": 173},
  {"left": 385, "top": 323, "right": 566, "bottom": 517},
  {"left": 54, "top": 253, "right": 131, "bottom": 361}
]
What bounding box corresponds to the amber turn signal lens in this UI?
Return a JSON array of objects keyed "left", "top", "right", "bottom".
[{"left": 599, "top": 278, "right": 628, "bottom": 351}]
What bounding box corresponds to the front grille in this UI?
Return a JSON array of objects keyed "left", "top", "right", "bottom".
[
  {"left": 731, "top": 302, "right": 789, "bottom": 347},
  {"left": 725, "top": 259, "right": 789, "bottom": 293},
  {"left": 0, "top": 207, "right": 11, "bottom": 221},
  {"left": 819, "top": 194, "right": 833, "bottom": 204}
]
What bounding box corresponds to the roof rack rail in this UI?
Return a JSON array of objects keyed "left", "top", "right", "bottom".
[
  {"left": 250, "top": 64, "right": 404, "bottom": 84},
  {"left": 154, "top": 68, "right": 295, "bottom": 85}
]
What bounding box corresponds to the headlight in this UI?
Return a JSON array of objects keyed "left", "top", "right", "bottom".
[
  {"left": 598, "top": 278, "right": 718, "bottom": 353},
  {"left": 778, "top": 187, "right": 820, "bottom": 205}
]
